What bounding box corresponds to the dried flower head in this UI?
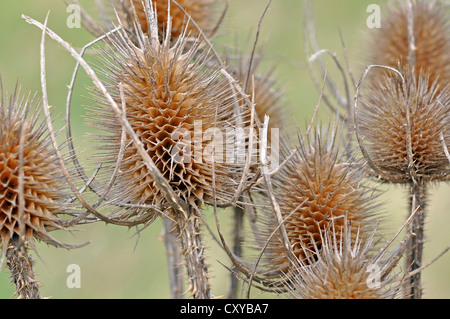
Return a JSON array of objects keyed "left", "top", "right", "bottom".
[
  {"left": 357, "top": 66, "right": 450, "bottom": 183},
  {"left": 249, "top": 123, "right": 379, "bottom": 280},
  {"left": 116, "top": 0, "right": 217, "bottom": 39},
  {"left": 0, "top": 86, "right": 77, "bottom": 260},
  {"left": 87, "top": 4, "right": 248, "bottom": 219},
  {"left": 369, "top": 0, "right": 450, "bottom": 91},
  {"left": 283, "top": 218, "right": 403, "bottom": 299}
]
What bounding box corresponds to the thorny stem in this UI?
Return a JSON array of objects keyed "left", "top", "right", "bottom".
[
  {"left": 6, "top": 235, "right": 42, "bottom": 299},
  {"left": 162, "top": 217, "right": 184, "bottom": 299},
  {"left": 406, "top": 181, "right": 426, "bottom": 299},
  {"left": 174, "top": 205, "right": 212, "bottom": 299},
  {"left": 229, "top": 205, "right": 244, "bottom": 299}
]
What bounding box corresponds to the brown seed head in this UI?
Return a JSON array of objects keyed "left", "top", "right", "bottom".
[
  {"left": 369, "top": 0, "right": 450, "bottom": 91},
  {"left": 358, "top": 66, "right": 450, "bottom": 183},
  {"left": 0, "top": 88, "right": 70, "bottom": 256},
  {"left": 251, "top": 123, "right": 379, "bottom": 277},
  {"left": 88, "top": 9, "right": 248, "bottom": 217},
  {"left": 283, "top": 219, "right": 402, "bottom": 299},
  {"left": 117, "top": 0, "right": 216, "bottom": 39}
]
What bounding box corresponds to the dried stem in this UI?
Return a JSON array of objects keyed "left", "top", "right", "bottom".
[
  {"left": 6, "top": 236, "right": 42, "bottom": 299},
  {"left": 405, "top": 181, "right": 427, "bottom": 299},
  {"left": 373, "top": 206, "right": 419, "bottom": 267},
  {"left": 229, "top": 205, "right": 244, "bottom": 299},
  {"left": 69, "top": 0, "right": 105, "bottom": 37},
  {"left": 406, "top": 245, "right": 450, "bottom": 278},
  {"left": 173, "top": 206, "right": 211, "bottom": 299},
  {"left": 162, "top": 217, "right": 184, "bottom": 299}
]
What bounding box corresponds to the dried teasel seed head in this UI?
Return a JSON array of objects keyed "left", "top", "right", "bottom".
[
  {"left": 283, "top": 219, "right": 403, "bottom": 299},
  {"left": 116, "top": 0, "right": 217, "bottom": 40},
  {"left": 0, "top": 86, "right": 75, "bottom": 260},
  {"left": 369, "top": 0, "right": 450, "bottom": 91},
  {"left": 87, "top": 8, "right": 248, "bottom": 218},
  {"left": 250, "top": 122, "right": 380, "bottom": 279},
  {"left": 358, "top": 66, "right": 450, "bottom": 183}
]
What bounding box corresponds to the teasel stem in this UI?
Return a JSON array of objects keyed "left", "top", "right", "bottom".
[
  {"left": 162, "top": 217, "right": 184, "bottom": 299},
  {"left": 6, "top": 235, "right": 42, "bottom": 299},
  {"left": 229, "top": 205, "right": 244, "bottom": 299},
  {"left": 173, "top": 205, "right": 211, "bottom": 299},
  {"left": 406, "top": 181, "right": 427, "bottom": 299}
]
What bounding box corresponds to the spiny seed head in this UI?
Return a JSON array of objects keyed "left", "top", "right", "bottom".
[
  {"left": 283, "top": 219, "right": 402, "bottom": 299},
  {"left": 251, "top": 123, "right": 380, "bottom": 277},
  {"left": 88, "top": 8, "right": 248, "bottom": 217},
  {"left": 0, "top": 87, "right": 71, "bottom": 256},
  {"left": 359, "top": 66, "right": 450, "bottom": 183},
  {"left": 369, "top": 0, "right": 450, "bottom": 91},
  {"left": 116, "top": 0, "right": 216, "bottom": 39}
]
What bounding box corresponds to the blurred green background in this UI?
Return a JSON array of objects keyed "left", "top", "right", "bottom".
[{"left": 0, "top": 0, "right": 449, "bottom": 298}]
